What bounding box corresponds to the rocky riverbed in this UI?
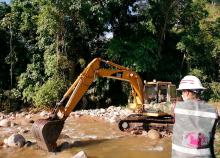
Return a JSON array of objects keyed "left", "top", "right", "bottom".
[
  {"left": 0, "top": 106, "right": 174, "bottom": 157},
  {"left": 1, "top": 105, "right": 220, "bottom": 158}
]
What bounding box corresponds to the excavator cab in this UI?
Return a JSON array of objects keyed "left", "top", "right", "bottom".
[
  {"left": 127, "top": 80, "right": 176, "bottom": 111},
  {"left": 143, "top": 81, "right": 176, "bottom": 116},
  {"left": 144, "top": 80, "right": 176, "bottom": 104}
]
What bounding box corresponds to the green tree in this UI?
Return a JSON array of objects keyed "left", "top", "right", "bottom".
[
  {"left": 107, "top": 0, "right": 159, "bottom": 73},
  {"left": 1, "top": 0, "right": 220, "bottom": 110},
  {"left": 0, "top": 2, "right": 11, "bottom": 90},
  {"left": 176, "top": 1, "right": 220, "bottom": 100}
]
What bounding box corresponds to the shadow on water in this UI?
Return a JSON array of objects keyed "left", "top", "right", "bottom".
[{"left": 57, "top": 138, "right": 110, "bottom": 152}]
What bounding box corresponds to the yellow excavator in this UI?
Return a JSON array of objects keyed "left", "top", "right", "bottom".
[
  {"left": 118, "top": 80, "right": 176, "bottom": 132},
  {"left": 32, "top": 58, "right": 175, "bottom": 152},
  {"left": 32, "top": 58, "right": 146, "bottom": 152}
]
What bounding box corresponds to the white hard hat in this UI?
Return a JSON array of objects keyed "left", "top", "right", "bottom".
[{"left": 177, "top": 75, "right": 206, "bottom": 90}]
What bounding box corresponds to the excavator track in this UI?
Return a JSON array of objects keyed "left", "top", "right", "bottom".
[{"left": 118, "top": 114, "right": 174, "bottom": 132}]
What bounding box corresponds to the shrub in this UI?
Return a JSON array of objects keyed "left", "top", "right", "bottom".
[
  {"left": 0, "top": 89, "right": 22, "bottom": 112},
  {"left": 33, "top": 77, "right": 67, "bottom": 108},
  {"left": 209, "top": 82, "right": 220, "bottom": 102}
]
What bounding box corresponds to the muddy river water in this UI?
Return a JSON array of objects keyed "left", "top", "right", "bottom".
[{"left": 0, "top": 114, "right": 172, "bottom": 158}]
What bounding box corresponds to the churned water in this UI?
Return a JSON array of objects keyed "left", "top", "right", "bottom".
[{"left": 0, "top": 115, "right": 172, "bottom": 158}]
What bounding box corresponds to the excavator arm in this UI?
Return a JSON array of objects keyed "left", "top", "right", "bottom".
[
  {"left": 56, "top": 58, "right": 144, "bottom": 119},
  {"left": 32, "top": 58, "right": 144, "bottom": 151}
]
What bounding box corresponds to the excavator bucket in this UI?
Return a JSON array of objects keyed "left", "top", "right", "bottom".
[{"left": 32, "top": 118, "right": 64, "bottom": 152}]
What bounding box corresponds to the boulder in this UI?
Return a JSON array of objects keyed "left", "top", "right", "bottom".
[
  {"left": 0, "top": 119, "right": 11, "bottom": 127},
  {"left": 5, "top": 134, "right": 26, "bottom": 147},
  {"left": 25, "top": 114, "right": 32, "bottom": 119},
  {"left": 39, "top": 111, "right": 48, "bottom": 117},
  {"left": 20, "top": 112, "right": 28, "bottom": 117},
  {"left": 100, "top": 108, "right": 106, "bottom": 113},
  {"left": 71, "top": 151, "right": 88, "bottom": 158},
  {"left": 147, "top": 129, "right": 160, "bottom": 140}
]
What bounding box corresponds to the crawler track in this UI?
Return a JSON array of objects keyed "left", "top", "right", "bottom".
[{"left": 118, "top": 114, "right": 174, "bottom": 132}]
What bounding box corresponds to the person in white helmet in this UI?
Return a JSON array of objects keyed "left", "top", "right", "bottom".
[{"left": 171, "top": 75, "right": 219, "bottom": 158}]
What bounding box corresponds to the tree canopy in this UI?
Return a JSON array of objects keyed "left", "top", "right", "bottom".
[{"left": 0, "top": 0, "right": 220, "bottom": 111}]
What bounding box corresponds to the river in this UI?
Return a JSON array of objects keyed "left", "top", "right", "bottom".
[{"left": 0, "top": 114, "right": 172, "bottom": 158}]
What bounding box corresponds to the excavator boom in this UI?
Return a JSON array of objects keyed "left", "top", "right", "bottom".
[{"left": 32, "top": 58, "right": 144, "bottom": 151}]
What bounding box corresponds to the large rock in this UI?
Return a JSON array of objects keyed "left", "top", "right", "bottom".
[
  {"left": 4, "top": 134, "right": 26, "bottom": 147},
  {"left": 71, "top": 151, "right": 87, "bottom": 158},
  {"left": 0, "top": 119, "right": 11, "bottom": 127},
  {"left": 39, "top": 111, "right": 48, "bottom": 117},
  {"left": 147, "top": 129, "right": 160, "bottom": 140}
]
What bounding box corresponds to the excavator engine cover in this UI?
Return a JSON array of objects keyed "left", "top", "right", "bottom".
[{"left": 32, "top": 118, "right": 64, "bottom": 152}]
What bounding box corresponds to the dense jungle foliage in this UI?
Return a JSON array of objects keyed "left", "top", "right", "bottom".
[{"left": 0, "top": 0, "right": 220, "bottom": 111}]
